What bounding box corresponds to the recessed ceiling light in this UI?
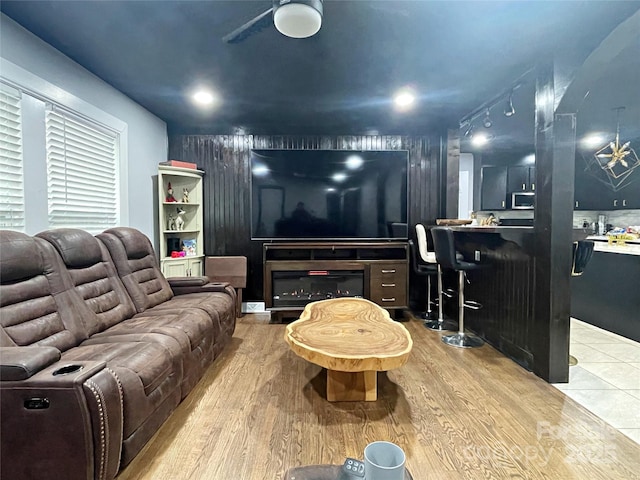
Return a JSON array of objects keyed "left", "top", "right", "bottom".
[
  {"left": 581, "top": 133, "right": 606, "bottom": 149},
  {"left": 252, "top": 165, "right": 269, "bottom": 176},
  {"left": 393, "top": 89, "right": 416, "bottom": 110},
  {"left": 471, "top": 133, "right": 490, "bottom": 147},
  {"left": 192, "top": 90, "right": 215, "bottom": 106},
  {"left": 346, "top": 155, "right": 364, "bottom": 170},
  {"left": 332, "top": 172, "right": 347, "bottom": 182}
]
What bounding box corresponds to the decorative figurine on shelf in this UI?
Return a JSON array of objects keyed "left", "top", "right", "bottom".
[
  {"left": 175, "top": 207, "right": 186, "bottom": 231},
  {"left": 165, "top": 182, "right": 177, "bottom": 202},
  {"left": 182, "top": 188, "right": 189, "bottom": 203},
  {"left": 167, "top": 214, "right": 176, "bottom": 231}
]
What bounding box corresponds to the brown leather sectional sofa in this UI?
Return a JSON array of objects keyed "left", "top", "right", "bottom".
[{"left": 0, "top": 227, "right": 237, "bottom": 480}]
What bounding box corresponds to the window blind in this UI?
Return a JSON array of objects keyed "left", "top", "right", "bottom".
[
  {"left": 0, "top": 87, "right": 25, "bottom": 231},
  {"left": 46, "top": 109, "right": 119, "bottom": 233}
]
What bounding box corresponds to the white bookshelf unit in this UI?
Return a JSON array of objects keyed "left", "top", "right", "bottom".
[{"left": 157, "top": 165, "right": 204, "bottom": 276}]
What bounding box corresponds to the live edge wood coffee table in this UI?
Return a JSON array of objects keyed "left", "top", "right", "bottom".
[{"left": 285, "top": 298, "right": 413, "bottom": 401}]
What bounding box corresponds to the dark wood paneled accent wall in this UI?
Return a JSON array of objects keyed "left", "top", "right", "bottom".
[
  {"left": 445, "top": 129, "right": 460, "bottom": 219},
  {"left": 169, "top": 135, "right": 443, "bottom": 300},
  {"left": 451, "top": 230, "right": 537, "bottom": 370}
]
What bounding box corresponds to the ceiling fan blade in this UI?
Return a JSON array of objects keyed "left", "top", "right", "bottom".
[{"left": 222, "top": 8, "right": 274, "bottom": 44}]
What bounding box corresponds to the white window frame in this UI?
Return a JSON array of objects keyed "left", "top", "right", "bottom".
[
  {"left": 0, "top": 83, "right": 25, "bottom": 231},
  {"left": 46, "top": 107, "right": 120, "bottom": 233},
  {"left": 0, "top": 60, "right": 128, "bottom": 233}
]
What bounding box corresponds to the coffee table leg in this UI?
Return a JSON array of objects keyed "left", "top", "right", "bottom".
[{"left": 326, "top": 370, "right": 377, "bottom": 401}]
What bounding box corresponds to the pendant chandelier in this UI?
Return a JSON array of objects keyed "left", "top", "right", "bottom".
[{"left": 584, "top": 107, "right": 639, "bottom": 191}]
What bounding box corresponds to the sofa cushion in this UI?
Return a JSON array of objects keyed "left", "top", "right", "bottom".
[
  {"left": 37, "top": 228, "right": 137, "bottom": 335},
  {"left": 37, "top": 228, "right": 102, "bottom": 268},
  {"left": 0, "top": 230, "right": 44, "bottom": 283},
  {"left": 0, "top": 233, "right": 88, "bottom": 351},
  {"left": 62, "top": 341, "right": 182, "bottom": 438},
  {"left": 98, "top": 228, "right": 174, "bottom": 313},
  {"left": 105, "top": 227, "right": 152, "bottom": 259},
  {"left": 151, "top": 292, "right": 235, "bottom": 338},
  {"left": 121, "top": 311, "right": 211, "bottom": 353}
]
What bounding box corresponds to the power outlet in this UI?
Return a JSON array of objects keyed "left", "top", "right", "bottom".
[
  {"left": 241, "top": 301, "right": 266, "bottom": 313},
  {"left": 474, "top": 250, "right": 481, "bottom": 262}
]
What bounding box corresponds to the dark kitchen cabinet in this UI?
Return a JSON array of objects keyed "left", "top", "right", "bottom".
[
  {"left": 508, "top": 166, "right": 536, "bottom": 192},
  {"left": 610, "top": 179, "right": 640, "bottom": 209},
  {"left": 481, "top": 166, "right": 508, "bottom": 210},
  {"left": 574, "top": 163, "right": 640, "bottom": 210},
  {"left": 574, "top": 167, "right": 614, "bottom": 210}
]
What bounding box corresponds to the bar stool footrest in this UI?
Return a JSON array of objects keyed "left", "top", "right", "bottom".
[{"left": 463, "top": 300, "right": 482, "bottom": 310}]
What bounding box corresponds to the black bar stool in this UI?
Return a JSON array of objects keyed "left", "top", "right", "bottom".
[
  {"left": 431, "top": 227, "right": 484, "bottom": 348},
  {"left": 415, "top": 223, "right": 457, "bottom": 331},
  {"left": 569, "top": 240, "right": 595, "bottom": 366},
  {"left": 408, "top": 239, "right": 439, "bottom": 320},
  {"left": 572, "top": 240, "right": 595, "bottom": 276}
]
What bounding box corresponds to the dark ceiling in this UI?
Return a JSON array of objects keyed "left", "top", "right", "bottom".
[{"left": 1, "top": 1, "right": 639, "bottom": 136}]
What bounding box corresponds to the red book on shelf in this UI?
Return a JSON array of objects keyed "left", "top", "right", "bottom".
[{"left": 160, "top": 160, "right": 197, "bottom": 169}]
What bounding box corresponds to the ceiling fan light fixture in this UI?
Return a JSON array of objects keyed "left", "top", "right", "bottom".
[{"left": 273, "top": 0, "right": 323, "bottom": 38}]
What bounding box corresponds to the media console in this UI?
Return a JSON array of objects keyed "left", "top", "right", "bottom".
[{"left": 263, "top": 242, "right": 409, "bottom": 320}]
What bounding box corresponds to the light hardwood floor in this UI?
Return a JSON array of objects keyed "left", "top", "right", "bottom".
[{"left": 117, "top": 314, "right": 640, "bottom": 480}]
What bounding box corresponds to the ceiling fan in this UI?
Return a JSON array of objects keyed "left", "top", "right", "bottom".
[{"left": 223, "top": 0, "right": 323, "bottom": 44}]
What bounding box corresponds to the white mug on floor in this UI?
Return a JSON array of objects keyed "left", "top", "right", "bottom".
[{"left": 364, "top": 441, "right": 406, "bottom": 480}]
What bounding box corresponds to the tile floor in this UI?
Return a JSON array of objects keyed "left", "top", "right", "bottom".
[{"left": 552, "top": 318, "right": 640, "bottom": 444}]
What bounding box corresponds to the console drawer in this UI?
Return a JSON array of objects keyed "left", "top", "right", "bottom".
[{"left": 369, "top": 264, "right": 407, "bottom": 307}]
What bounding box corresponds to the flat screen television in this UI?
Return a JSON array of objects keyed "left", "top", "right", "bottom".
[{"left": 251, "top": 149, "right": 409, "bottom": 240}]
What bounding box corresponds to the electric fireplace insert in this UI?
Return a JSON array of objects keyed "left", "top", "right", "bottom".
[{"left": 272, "top": 270, "right": 364, "bottom": 308}]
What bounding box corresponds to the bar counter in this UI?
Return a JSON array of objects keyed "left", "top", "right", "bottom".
[{"left": 439, "top": 226, "right": 592, "bottom": 370}]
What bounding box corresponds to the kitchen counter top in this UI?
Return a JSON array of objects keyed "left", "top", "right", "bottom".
[
  {"left": 450, "top": 225, "right": 532, "bottom": 232},
  {"left": 591, "top": 241, "right": 640, "bottom": 256},
  {"left": 449, "top": 226, "right": 593, "bottom": 242},
  {"left": 450, "top": 228, "right": 639, "bottom": 254}
]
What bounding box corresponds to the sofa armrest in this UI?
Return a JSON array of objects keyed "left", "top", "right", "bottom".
[
  {"left": 1, "top": 359, "right": 123, "bottom": 480},
  {"left": 169, "top": 278, "right": 231, "bottom": 296},
  {"left": 205, "top": 256, "right": 247, "bottom": 288},
  {"left": 167, "top": 276, "right": 209, "bottom": 288},
  {"left": 1, "top": 346, "right": 61, "bottom": 381}
]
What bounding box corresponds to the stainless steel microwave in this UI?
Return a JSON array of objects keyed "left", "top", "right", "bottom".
[{"left": 512, "top": 192, "right": 535, "bottom": 209}]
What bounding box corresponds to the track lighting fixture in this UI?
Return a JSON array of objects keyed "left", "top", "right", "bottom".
[
  {"left": 504, "top": 92, "right": 515, "bottom": 117},
  {"left": 459, "top": 74, "right": 528, "bottom": 133},
  {"left": 482, "top": 109, "right": 492, "bottom": 128},
  {"left": 463, "top": 122, "right": 474, "bottom": 137}
]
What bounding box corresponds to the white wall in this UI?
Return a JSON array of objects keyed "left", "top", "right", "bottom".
[
  {"left": 0, "top": 14, "right": 167, "bottom": 242},
  {"left": 458, "top": 153, "right": 474, "bottom": 219}
]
